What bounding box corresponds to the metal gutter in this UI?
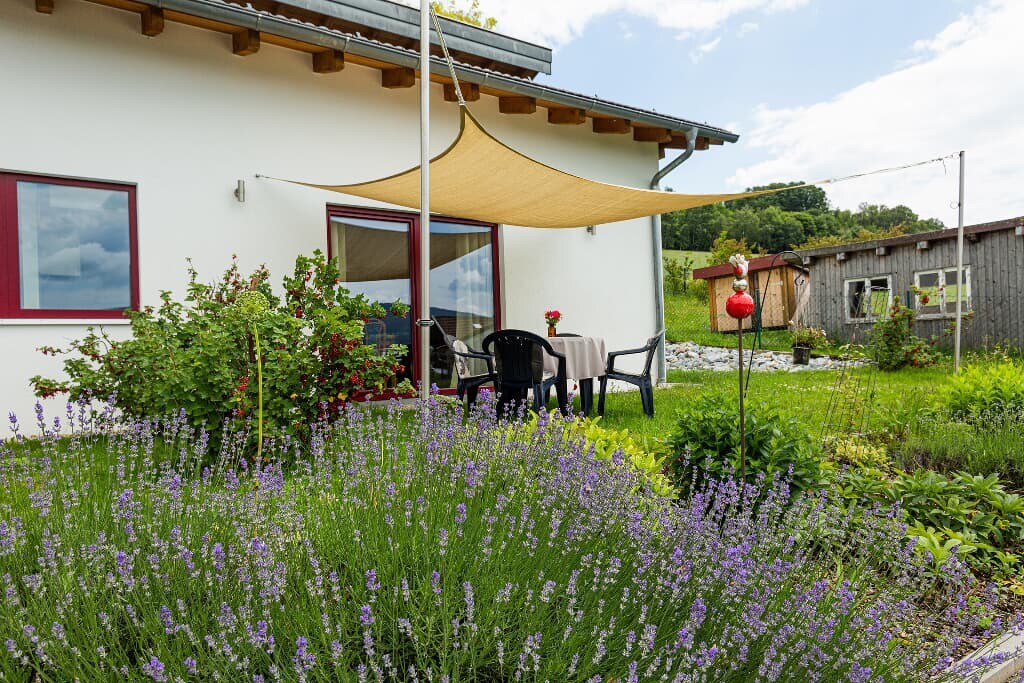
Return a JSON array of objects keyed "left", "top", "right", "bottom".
[
  {"left": 153, "top": 0, "right": 739, "bottom": 141},
  {"left": 259, "top": 0, "right": 552, "bottom": 75},
  {"left": 648, "top": 127, "right": 698, "bottom": 383}
]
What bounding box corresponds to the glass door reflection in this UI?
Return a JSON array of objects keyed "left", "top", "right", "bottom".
[
  {"left": 428, "top": 221, "right": 495, "bottom": 389},
  {"left": 329, "top": 215, "right": 413, "bottom": 383}
]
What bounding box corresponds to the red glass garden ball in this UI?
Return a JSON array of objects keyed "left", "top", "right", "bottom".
[{"left": 725, "top": 291, "right": 755, "bottom": 319}]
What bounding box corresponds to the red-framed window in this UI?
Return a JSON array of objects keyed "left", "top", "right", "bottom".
[
  {"left": 326, "top": 205, "right": 501, "bottom": 392},
  {"left": 0, "top": 172, "right": 139, "bottom": 319}
]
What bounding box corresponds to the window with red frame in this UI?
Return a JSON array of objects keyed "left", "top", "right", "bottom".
[{"left": 0, "top": 173, "right": 138, "bottom": 318}]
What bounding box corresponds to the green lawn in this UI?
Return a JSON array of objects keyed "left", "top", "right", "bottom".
[
  {"left": 663, "top": 249, "right": 711, "bottom": 269},
  {"left": 597, "top": 363, "right": 954, "bottom": 443},
  {"left": 664, "top": 291, "right": 797, "bottom": 352}
]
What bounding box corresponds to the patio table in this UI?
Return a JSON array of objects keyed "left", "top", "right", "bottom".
[{"left": 543, "top": 336, "right": 607, "bottom": 415}]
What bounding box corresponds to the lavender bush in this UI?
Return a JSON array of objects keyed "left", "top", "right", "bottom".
[{"left": 0, "top": 399, "right": 1012, "bottom": 681}]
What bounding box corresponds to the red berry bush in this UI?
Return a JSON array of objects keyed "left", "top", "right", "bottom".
[{"left": 31, "top": 251, "right": 410, "bottom": 446}]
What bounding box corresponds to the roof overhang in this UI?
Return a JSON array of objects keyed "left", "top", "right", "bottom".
[{"left": 68, "top": 0, "right": 739, "bottom": 148}]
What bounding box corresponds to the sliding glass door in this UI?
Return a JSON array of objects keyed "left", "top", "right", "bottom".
[{"left": 328, "top": 207, "right": 499, "bottom": 393}]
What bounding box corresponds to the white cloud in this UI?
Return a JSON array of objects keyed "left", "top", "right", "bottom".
[
  {"left": 689, "top": 36, "right": 722, "bottom": 63},
  {"left": 727, "top": 0, "right": 1024, "bottom": 225},
  {"left": 617, "top": 20, "right": 634, "bottom": 40},
  {"left": 407, "top": 0, "right": 810, "bottom": 48},
  {"left": 737, "top": 21, "right": 760, "bottom": 37}
]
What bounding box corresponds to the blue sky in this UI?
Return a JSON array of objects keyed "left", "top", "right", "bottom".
[{"left": 468, "top": 0, "right": 1023, "bottom": 227}]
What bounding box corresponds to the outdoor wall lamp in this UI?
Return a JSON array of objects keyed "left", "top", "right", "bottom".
[
  {"left": 234, "top": 179, "right": 246, "bottom": 203},
  {"left": 586, "top": 225, "right": 597, "bottom": 235}
]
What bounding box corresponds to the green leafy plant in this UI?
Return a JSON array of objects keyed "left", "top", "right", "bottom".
[
  {"left": 708, "top": 230, "right": 755, "bottom": 265},
  {"left": 32, "top": 252, "right": 412, "bottom": 449},
  {"left": 790, "top": 323, "right": 827, "bottom": 349},
  {"left": 666, "top": 393, "right": 827, "bottom": 492},
  {"left": 948, "top": 361, "right": 1024, "bottom": 418},
  {"left": 837, "top": 466, "right": 1024, "bottom": 578}
]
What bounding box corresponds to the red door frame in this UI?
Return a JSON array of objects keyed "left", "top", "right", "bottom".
[
  {"left": 325, "top": 204, "right": 502, "bottom": 393},
  {"left": 0, "top": 172, "right": 139, "bottom": 319}
]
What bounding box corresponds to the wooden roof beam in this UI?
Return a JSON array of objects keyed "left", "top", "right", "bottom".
[
  {"left": 232, "top": 29, "right": 260, "bottom": 56},
  {"left": 547, "top": 107, "right": 585, "bottom": 125},
  {"left": 36, "top": 0, "right": 55, "bottom": 12},
  {"left": 695, "top": 136, "right": 710, "bottom": 151},
  {"left": 498, "top": 96, "right": 536, "bottom": 114},
  {"left": 312, "top": 49, "right": 345, "bottom": 73},
  {"left": 443, "top": 82, "right": 480, "bottom": 102},
  {"left": 381, "top": 67, "right": 415, "bottom": 88},
  {"left": 141, "top": 7, "right": 164, "bottom": 37},
  {"left": 593, "top": 117, "right": 631, "bottom": 134},
  {"left": 633, "top": 127, "right": 672, "bottom": 143}
]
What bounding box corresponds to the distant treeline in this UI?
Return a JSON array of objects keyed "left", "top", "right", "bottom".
[{"left": 661, "top": 182, "right": 944, "bottom": 254}]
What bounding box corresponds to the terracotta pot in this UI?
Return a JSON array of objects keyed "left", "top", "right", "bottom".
[
  {"left": 547, "top": 325, "right": 556, "bottom": 337},
  {"left": 792, "top": 345, "right": 811, "bottom": 365}
]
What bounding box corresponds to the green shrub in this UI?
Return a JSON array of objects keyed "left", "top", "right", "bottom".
[
  {"left": 32, "top": 252, "right": 411, "bottom": 445},
  {"left": 868, "top": 302, "right": 941, "bottom": 370},
  {"left": 662, "top": 255, "right": 688, "bottom": 295},
  {"left": 948, "top": 361, "right": 1024, "bottom": 418},
  {"left": 838, "top": 466, "right": 1024, "bottom": 579},
  {"left": 666, "top": 394, "right": 827, "bottom": 491}
]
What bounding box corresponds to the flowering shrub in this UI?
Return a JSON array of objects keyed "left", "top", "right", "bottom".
[
  {"left": 518, "top": 413, "right": 675, "bottom": 497},
  {"left": 790, "top": 323, "right": 827, "bottom": 349},
  {"left": 868, "top": 302, "right": 941, "bottom": 371},
  {"left": 0, "top": 399, "right": 1012, "bottom": 680},
  {"left": 30, "top": 252, "right": 411, "bottom": 445}
]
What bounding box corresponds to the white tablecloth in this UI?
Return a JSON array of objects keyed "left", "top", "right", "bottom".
[{"left": 543, "top": 336, "right": 607, "bottom": 380}]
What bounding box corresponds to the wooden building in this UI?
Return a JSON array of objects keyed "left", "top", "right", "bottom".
[
  {"left": 693, "top": 256, "right": 809, "bottom": 333},
  {"left": 797, "top": 217, "right": 1024, "bottom": 348}
]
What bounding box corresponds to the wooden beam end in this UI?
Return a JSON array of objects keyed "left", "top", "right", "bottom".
[
  {"left": 593, "top": 117, "right": 631, "bottom": 134},
  {"left": 381, "top": 67, "right": 416, "bottom": 88},
  {"left": 35, "top": 0, "right": 55, "bottom": 13},
  {"left": 547, "top": 107, "right": 585, "bottom": 125},
  {"left": 443, "top": 82, "right": 480, "bottom": 102},
  {"left": 312, "top": 49, "right": 345, "bottom": 73},
  {"left": 498, "top": 96, "right": 536, "bottom": 115},
  {"left": 633, "top": 126, "right": 672, "bottom": 143},
  {"left": 232, "top": 29, "right": 260, "bottom": 56},
  {"left": 141, "top": 7, "right": 164, "bottom": 37}
]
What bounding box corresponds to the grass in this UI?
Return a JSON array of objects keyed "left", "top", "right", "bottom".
[
  {"left": 663, "top": 249, "right": 711, "bottom": 269},
  {"left": 664, "top": 290, "right": 797, "bottom": 351},
  {"left": 599, "top": 363, "right": 955, "bottom": 444}
]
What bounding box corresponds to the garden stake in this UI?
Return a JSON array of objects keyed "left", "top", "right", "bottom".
[{"left": 725, "top": 254, "right": 755, "bottom": 481}]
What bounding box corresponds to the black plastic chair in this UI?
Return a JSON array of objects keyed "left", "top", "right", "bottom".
[
  {"left": 482, "top": 330, "right": 568, "bottom": 417},
  {"left": 598, "top": 329, "right": 663, "bottom": 418},
  {"left": 433, "top": 318, "right": 495, "bottom": 407}
]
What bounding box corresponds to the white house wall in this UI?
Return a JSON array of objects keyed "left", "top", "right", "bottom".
[{"left": 0, "top": 0, "right": 659, "bottom": 424}]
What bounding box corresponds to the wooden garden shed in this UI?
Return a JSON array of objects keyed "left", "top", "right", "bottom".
[{"left": 693, "top": 256, "right": 809, "bottom": 332}]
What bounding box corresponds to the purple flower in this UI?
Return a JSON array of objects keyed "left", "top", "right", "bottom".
[
  {"left": 365, "top": 569, "right": 380, "bottom": 592},
  {"left": 359, "top": 605, "right": 374, "bottom": 626}
]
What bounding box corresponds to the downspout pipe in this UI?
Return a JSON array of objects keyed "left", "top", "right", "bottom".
[{"left": 649, "top": 127, "right": 698, "bottom": 384}]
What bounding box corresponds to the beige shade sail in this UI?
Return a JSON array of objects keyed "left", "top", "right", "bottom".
[{"left": 270, "top": 107, "right": 785, "bottom": 229}]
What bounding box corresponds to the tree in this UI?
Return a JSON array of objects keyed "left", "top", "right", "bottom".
[
  {"left": 432, "top": 0, "right": 497, "bottom": 29},
  {"left": 730, "top": 182, "right": 829, "bottom": 213}
]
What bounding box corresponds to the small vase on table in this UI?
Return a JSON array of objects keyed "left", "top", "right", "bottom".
[{"left": 547, "top": 325, "right": 556, "bottom": 337}]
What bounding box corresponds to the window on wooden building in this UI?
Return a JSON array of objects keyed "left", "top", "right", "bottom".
[
  {"left": 844, "top": 276, "right": 892, "bottom": 322},
  {"left": 914, "top": 266, "right": 971, "bottom": 317},
  {"left": 0, "top": 173, "right": 138, "bottom": 319}
]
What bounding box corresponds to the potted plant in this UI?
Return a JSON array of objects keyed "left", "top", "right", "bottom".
[
  {"left": 544, "top": 310, "right": 562, "bottom": 337},
  {"left": 790, "top": 323, "right": 826, "bottom": 365}
]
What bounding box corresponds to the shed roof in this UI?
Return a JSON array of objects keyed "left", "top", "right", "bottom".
[
  {"left": 692, "top": 255, "right": 807, "bottom": 281},
  {"left": 797, "top": 216, "right": 1024, "bottom": 258}
]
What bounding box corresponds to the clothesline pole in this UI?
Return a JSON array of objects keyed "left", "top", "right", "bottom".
[{"left": 418, "top": 0, "right": 431, "bottom": 400}]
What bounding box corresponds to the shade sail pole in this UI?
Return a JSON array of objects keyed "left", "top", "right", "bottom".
[
  {"left": 954, "top": 149, "right": 965, "bottom": 373},
  {"left": 418, "top": 0, "right": 431, "bottom": 400}
]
